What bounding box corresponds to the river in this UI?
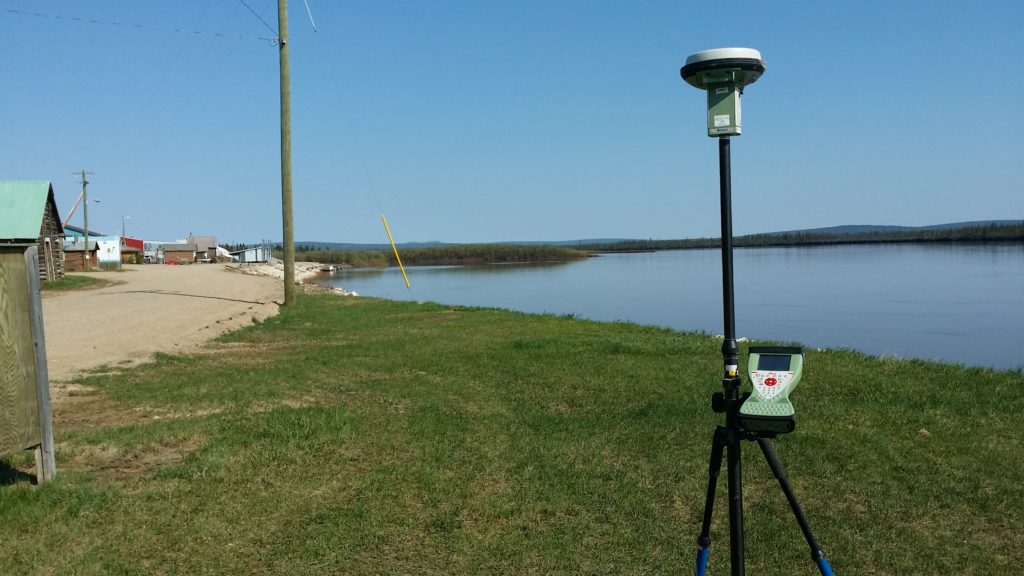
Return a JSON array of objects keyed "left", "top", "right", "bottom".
[{"left": 319, "top": 243, "right": 1024, "bottom": 371}]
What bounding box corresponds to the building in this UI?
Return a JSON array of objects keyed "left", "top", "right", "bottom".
[
  {"left": 164, "top": 243, "right": 198, "bottom": 264},
  {"left": 187, "top": 235, "right": 218, "bottom": 262},
  {"left": 120, "top": 244, "right": 142, "bottom": 264},
  {"left": 119, "top": 236, "right": 144, "bottom": 264},
  {"left": 95, "top": 236, "right": 122, "bottom": 268},
  {"left": 64, "top": 224, "right": 104, "bottom": 243},
  {"left": 231, "top": 245, "right": 271, "bottom": 264},
  {"left": 63, "top": 240, "right": 99, "bottom": 271},
  {"left": 0, "top": 180, "right": 65, "bottom": 280},
  {"left": 143, "top": 240, "right": 176, "bottom": 263}
]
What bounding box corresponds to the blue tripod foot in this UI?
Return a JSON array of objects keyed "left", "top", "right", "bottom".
[
  {"left": 816, "top": 557, "right": 835, "bottom": 576},
  {"left": 694, "top": 545, "right": 709, "bottom": 576}
]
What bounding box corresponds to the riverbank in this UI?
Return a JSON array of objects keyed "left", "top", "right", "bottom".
[
  {"left": 227, "top": 259, "right": 322, "bottom": 283},
  {"left": 5, "top": 294, "right": 1021, "bottom": 574},
  {"left": 230, "top": 259, "right": 357, "bottom": 296}
]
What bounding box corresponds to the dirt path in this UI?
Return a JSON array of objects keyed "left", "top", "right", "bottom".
[{"left": 42, "top": 264, "right": 284, "bottom": 386}]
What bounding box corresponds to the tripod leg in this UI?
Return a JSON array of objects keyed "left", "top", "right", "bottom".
[
  {"left": 694, "top": 428, "right": 725, "bottom": 576},
  {"left": 756, "top": 437, "right": 835, "bottom": 576},
  {"left": 727, "top": 429, "right": 745, "bottom": 576}
]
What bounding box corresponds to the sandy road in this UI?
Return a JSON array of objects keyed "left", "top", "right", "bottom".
[{"left": 42, "top": 264, "right": 284, "bottom": 385}]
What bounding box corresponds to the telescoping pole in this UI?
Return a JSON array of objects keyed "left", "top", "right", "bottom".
[
  {"left": 718, "top": 135, "right": 746, "bottom": 576},
  {"left": 718, "top": 136, "right": 738, "bottom": 377}
]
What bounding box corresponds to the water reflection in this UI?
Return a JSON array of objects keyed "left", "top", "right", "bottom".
[{"left": 321, "top": 244, "right": 1024, "bottom": 370}]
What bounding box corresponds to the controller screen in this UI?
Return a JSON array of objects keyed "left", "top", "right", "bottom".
[{"left": 757, "top": 354, "right": 791, "bottom": 371}]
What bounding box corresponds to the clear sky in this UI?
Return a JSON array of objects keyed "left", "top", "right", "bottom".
[{"left": 3, "top": 1, "right": 1022, "bottom": 245}]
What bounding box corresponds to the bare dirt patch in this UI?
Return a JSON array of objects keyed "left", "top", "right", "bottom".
[{"left": 43, "top": 264, "right": 284, "bottom": 387}]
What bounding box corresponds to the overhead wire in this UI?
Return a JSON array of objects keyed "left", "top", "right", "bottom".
[
  {"left": 3, "top": 8, "right": 275, "bottom": 43},
  {"left": 102, "top": 3, "right": 259, "bottom": 175},
  {"left": 42, "top": 2, "right": 271, "bottom": 234},
  {"left": 101, "top": 0, "right": 217, "bottom": 163},
  {"left": 320, "top": 19, "right": 415, "bottom": 292},
  {"left": 237, "top": 0, "right": 278, "bottom": 38}
]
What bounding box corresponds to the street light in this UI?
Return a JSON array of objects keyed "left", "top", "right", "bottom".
[
  {"left": 83, "top": 197, "right": 100, "bottom": 272},
  {"left": 122, "top": 216, "right": 131, "bottom": 239}
]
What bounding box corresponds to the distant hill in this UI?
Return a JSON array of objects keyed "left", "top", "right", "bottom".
[
  {"left": 288, "top": 221, "right": 1021, "bottom": 251},
  {"left": 295, "top": 238, "right": 632, "bottom": 250},
  {"left": 767, "top": 220, "right": 1024, "bottom": 236},
  {"left": 297, "top": 241, "right": 447, "bottom": 251}
]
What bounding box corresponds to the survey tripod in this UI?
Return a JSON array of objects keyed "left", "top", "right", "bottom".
[{"left": 692, "top": 137, "right": 835, "bottom": 576}]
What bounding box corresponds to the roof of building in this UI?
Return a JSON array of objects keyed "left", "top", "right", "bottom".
[
  {"left": 187, "top": 235, "right": 217, "bottom": 251},
  {"left": 65, "top": 240, "right": 98, "bottom": 252},
  {"left": 0, "top": 181, "right": 64, "bottom": 241},
  {"left": 64, "top": 224, "right": 106, "bottom": 237},
  {"left": 164, "top": 243, "right": 198, "bottom": 252},
  {"left": 229, "top": 246, "right": 270, "bottom": 255}
]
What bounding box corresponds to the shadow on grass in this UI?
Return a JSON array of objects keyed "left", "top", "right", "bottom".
[{"left": 0, "top": 460, "right": 37, "bottom": 486}]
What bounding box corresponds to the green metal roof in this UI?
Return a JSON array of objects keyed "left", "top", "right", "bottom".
[{"left": 0, "top": 181, "right": 59, "bottom": 241}]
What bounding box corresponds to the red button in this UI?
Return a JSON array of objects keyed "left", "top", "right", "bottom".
[{"left": 764, "top": 377, "right": 778, "bottom": 386}]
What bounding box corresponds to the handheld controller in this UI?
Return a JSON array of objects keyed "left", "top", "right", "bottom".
[{"left": 739, "top": 346, "right": 803, "bottom": 434}]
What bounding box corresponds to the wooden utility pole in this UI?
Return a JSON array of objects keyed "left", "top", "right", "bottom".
[
  {"left": 74, "top": 170, "right": 94, "bottom": 272},
  {"left": 277, "top": 0, "right": 296, "bottom": 305}
]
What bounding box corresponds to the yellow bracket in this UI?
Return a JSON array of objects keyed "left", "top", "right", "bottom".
[{"left": 381, "top": 214, "right": 411, "bottom": 289}]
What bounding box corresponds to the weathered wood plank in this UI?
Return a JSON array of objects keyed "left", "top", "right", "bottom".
[
  {"left": 0, "top": 248, "right": 41, "bottom": 454},
  {"left": 25, "top": 247, "right": 56, "bottom": 481}
]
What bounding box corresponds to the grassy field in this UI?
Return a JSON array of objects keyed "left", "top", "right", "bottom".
[
  {"left": 40, "top": 274, "right": 109, "bottom": 291},
  {"left": 2, "top": 294, "right": 1022, "bottom": 574}
]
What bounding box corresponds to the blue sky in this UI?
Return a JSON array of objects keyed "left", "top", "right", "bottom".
[{"left": 3, "top": 1, "right": 1022, "bottom": 244}]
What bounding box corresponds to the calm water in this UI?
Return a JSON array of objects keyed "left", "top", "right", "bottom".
[{"left": 321, "top": 244, "right": 1024, "bottom": 370}]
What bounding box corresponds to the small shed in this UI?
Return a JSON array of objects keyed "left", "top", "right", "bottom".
[
  {"left": 0, "top": 181, "right": 65, "bottom": 281},
  {"left": 231, "top": 246, "right": 271, "bottom": 264},
  {"left": 164, "top": 243, "right": 198, "bottom": 264},
  {"left": 64, "top": 240, "right": 99, "bottom": 272}
]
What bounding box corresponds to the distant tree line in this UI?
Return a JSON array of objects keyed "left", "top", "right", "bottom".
[
  {"left": 250, "top": 223, "right": 1022, "bottom": 267},
  {"left": 575, "top": 222, "right": 1024, "bottom": 252},
  {"left": 285, "top": 244, "right": 589, "bottom": 268}
]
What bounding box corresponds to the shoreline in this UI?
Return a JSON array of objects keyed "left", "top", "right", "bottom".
[{"left": 227, "top": 259, "right": 357, "bottom": 296}]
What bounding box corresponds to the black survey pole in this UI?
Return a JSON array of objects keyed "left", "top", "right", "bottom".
[
  {"left": 718, "top": 135, "right": 746, "bottom": 576},
  {"left": 719, "top": 137, "right": 738, "bottom": 373}
]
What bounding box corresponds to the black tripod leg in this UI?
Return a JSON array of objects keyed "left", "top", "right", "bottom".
[
  {"left": 756, "top": 437, "right": 836, "bottom": 576},
  {"left": 727, "top": 429, "right": 745, "bottom": 576},
  {"left": 694, "top": 427, "right": 725, "bottom": 576}
]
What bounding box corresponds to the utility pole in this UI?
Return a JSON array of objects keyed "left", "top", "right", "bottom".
[
  {"left": 277, "top": 0, "right": 296, "bottom": 305},
  {"left": 74, "top": 170, "right": 94, "bottom": 271}
]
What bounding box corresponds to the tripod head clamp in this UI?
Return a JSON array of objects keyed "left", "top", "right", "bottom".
[{"left": 721, "top": 337, "right": 740, "bottom": 379}]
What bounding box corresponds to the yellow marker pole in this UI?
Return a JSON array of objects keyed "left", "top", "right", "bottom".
[{"left": 381, "top": 214, "right": 411, "bottom": 289}]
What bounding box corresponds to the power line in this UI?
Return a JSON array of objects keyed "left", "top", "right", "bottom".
[
  {"left": 238, "top": 0, "right": 278, "bottom": 38},
  {"left": 4, "top": 8, "right": 275, "bottom": 42}
]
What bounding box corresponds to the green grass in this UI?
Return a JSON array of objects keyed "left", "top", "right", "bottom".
[
  {"left": 41, "top": 274, "right": 108, "bottom": 291},
  {"left": 2, "top": 295, "right": 1022, "bottom": 574}
]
